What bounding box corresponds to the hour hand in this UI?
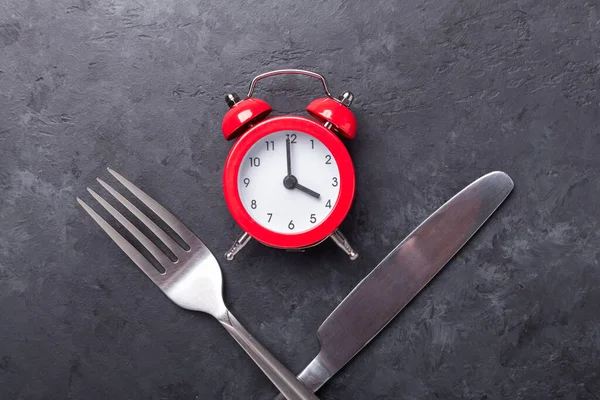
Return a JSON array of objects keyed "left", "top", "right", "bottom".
[
  {"left": 283, "top": 176, "right": 321, "bottom": 199},
  {"left": 295, "top": 183, "right": 320, "bottom": 199}
]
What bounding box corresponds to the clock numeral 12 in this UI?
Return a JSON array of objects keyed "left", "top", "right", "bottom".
[{"left": 286, "top": 133, "right": 297, "bottom": 144}]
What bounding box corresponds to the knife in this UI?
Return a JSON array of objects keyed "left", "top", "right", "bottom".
[{"left": 274, "top": 171, "right": 514, "bottom": 399}]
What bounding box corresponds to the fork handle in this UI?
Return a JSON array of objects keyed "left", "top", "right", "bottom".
[{"left": 218, "top": 310, "right": 319, "bottom": 400}]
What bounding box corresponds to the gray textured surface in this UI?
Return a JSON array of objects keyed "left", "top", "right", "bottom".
[{"left": 0, "top": 0, "right": 599, "bottom": 399}]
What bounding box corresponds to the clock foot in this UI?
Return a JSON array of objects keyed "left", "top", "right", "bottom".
[
  {"left": 225, "top": 231, "right": 252, "bottom": 261},
  {"left": 330, "top": 229, "right": 358, "bottom": 260}
]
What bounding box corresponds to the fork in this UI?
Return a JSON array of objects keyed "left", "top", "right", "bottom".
[{"left": 77, "top": 168, "right": 319, "bottom": 400}]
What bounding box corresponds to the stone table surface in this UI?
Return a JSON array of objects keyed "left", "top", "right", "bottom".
[{"left": 0, "top": 0, "right": 599, "bottom": 399}]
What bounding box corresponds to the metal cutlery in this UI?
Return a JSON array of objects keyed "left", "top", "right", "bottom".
[
  {"left": 77, "top": 168, "right": 319, "bottom": 400},
  {"left": 274, "top": 171, "right": 514, "bottom": 398}
]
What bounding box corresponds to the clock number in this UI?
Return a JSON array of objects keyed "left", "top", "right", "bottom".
[
  {"left": 267, "top": 213, "right": 273, "bottom": 222},
  {"left": 310, "top": 214, "right": 317, "bottom": 223},
  {"left": 249, "top": 157, "right": 260, "bottom": 167},
  {"left": 265, "top": 141, "right": 275, "bottom": 151},
  {"left": 325, "top": 155, "right": 332, "bottom": 164},
  {"left": 288, "top": 220, "right": 295, "bottom": 230},
  {"left": 310, "top": 139, "right": 315, "bottom": 149},
  {"left": 286, "top": 133, "right": 297, "bottom": 144},
  {"left": 251, "top": 200, "right": 257, "bottom": 209},
  {"left": 325, "top": 199, "right": 332, "bottom": 209},
  {"left": 332, "top": 177, "right": 338, "bottom": 187},
  {"left": 243, "top": 178, "right": 250, "bottom": 187}
]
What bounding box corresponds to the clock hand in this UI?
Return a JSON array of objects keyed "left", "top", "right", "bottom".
[
  {"left": 295, "top": 182, "right": 321, "bottom": 199},
  {"left": 282, "top": 137, "right": 320, "bottom": 199},
  {"left": 283, "top": 176, "right": 320, "bottom": 199},
  {"left": 285, "top": 137, "right": 292, "bottom": 177}
]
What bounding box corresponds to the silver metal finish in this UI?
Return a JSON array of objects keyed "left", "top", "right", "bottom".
[
  {"left": 225, "top": 92, "right": 241, "bottom": 108},
  {"left": 77, "top": 168, "right": 319, "bottom": 400},
  {"left": 246, "top": 69, "right": 335, "bottom": 100},
  {"left": 274, "top": 171, "right": 514, "bottom": 399},
  {"left": 338, "top": 91, "right": 354, "bottom": 107},
  {"left": 225, "top": 231, "right": 252, "bottom": 260},
  {"left": 330, "top": 229, "right": 358, "bottom": 260}
]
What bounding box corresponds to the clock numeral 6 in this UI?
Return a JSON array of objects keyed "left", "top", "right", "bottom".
[
  {"left": 325, "top": 155, "right": 332, "bottom": 164},
  {"left": 288, "top": 220, "right": 295, "bottom": 230},
  {"left": 249, "top": 157, "right": 260, "bottom": 167},
  {"left": 251, "top": 200, "right": 257, "bottom": 209},
  {"left": 332, "top": 177, "right": 338, "bottom": 187},
  {"left": 243, "top": 178, "right": 250, "bottom": 187},
  {"left": 310, "top": 214, "right": 316, "bottom": 224}
]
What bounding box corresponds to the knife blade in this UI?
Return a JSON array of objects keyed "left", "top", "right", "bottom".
[{"left": 274, "top": 171, "right": 514, "bottom": 399}]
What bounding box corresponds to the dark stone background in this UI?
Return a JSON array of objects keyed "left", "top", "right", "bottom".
[{"left": 1, "top": 0, "right": 599, "bottom": 399}]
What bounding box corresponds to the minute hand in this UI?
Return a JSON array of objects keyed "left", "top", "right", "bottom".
[
  {"left": 286, "top": 137, "right": 292, "bottom": 177},
  {"left": 273, "top": 171, "right": 514, "bottom": 399}
]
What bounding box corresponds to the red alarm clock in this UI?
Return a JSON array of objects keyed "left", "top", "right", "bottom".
[{"left": 221, "top": 69, "right": 358, "bottom": 260}]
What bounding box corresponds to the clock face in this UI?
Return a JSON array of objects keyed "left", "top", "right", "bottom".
[{"left": 237, "top": 130, "right": 341, "bottom": 234}]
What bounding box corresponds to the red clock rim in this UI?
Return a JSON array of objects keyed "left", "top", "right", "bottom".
[{"left": 223, "top": 116, "right": 355, "bottom": 249}]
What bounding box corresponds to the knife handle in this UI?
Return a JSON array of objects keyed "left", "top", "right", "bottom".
[{"left": 273, "top": 355, "right": 331, "bottom": 400}]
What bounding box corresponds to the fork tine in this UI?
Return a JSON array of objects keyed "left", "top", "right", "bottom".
[
  {"left": 77, "top": 197, "right": 165, "bottom": 283},
  {"left": 97, "top": 178, "right": 183, "bottom": 257},
  {"left": 86, "top": 188, "right": 174, "bottom": 271},
  {"left": 107, "top": 168, "right": 200, "bottom": 247}
]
